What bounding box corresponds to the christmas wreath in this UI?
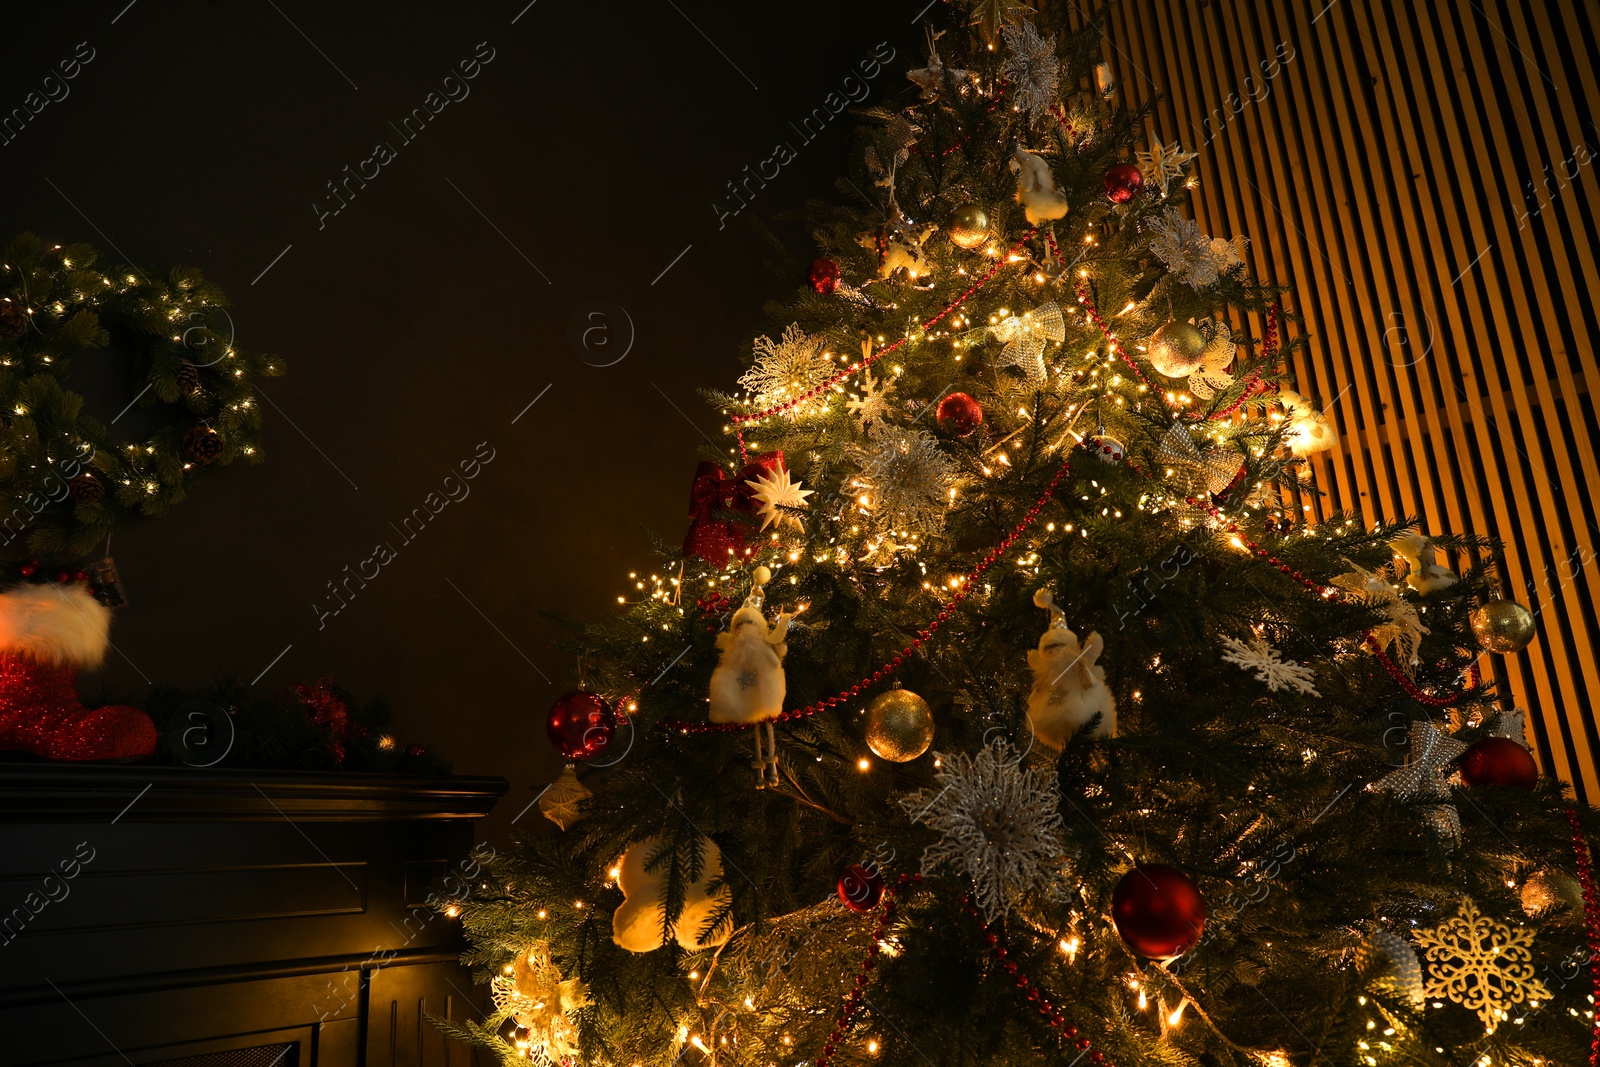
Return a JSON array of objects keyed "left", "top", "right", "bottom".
[{"left": 0, "top": 232, "right": 284, "bottom": 555}]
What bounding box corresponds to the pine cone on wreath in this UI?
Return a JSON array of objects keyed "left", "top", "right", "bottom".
[
  {"left": 67, "top": 474, "right": 103, "bottom": 504},
  {"left": 175, "top": 360, "right": 200, "bottom": 398},
  {"left": 0, "top": 298, "right": 27, "bottom": 341},
  {"left": 182, "top": 426, "right": 224, "bottom": 465}
]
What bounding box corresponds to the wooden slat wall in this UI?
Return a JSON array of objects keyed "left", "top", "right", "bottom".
[{"left": 1072, "top": 0, "right": 1600, "bottom": 801}]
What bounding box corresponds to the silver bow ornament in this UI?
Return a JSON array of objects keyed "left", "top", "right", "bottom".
[
  {"left": 989, "top": 302, "right": 1065, "bottom": 383},
  {"left": 1157, "top": 422, "right": 1244, "bottom": 497}
]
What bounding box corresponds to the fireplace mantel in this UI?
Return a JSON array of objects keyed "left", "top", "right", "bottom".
[{"left": 0, "top": 762, "right": 508, "bottom": 1067}]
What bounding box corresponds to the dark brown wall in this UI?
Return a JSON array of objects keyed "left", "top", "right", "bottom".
[{"left": 1079, "top": 0, "right": 1600, "bottom": 801}]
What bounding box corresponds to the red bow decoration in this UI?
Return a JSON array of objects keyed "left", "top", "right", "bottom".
[
  {"left": 682, "top": 451, "right": 785, "bottom": 563},
  {"left": 292, "top": 678, "right": 368, "bottom": 766}
]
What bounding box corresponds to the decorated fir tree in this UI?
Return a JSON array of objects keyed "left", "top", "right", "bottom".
[{"left": 446, "top": 7, "right": 1599, "bottom": 1066}]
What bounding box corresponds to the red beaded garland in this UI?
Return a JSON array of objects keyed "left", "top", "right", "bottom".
[
  {"left": 960, "top": 896, "right": 1118, "bottom": 1066},
  {"left": 660, "top": 456, "right": 1072, "bottom": 735},
  {"left": 732, "top": 230, "right": 1039, "bottom": 464},
  {"left": 1566, "top": 809, "right": 1600, "bottom": 1065},
  {"left": 813, "top": 873, "right": 921, "bottom": 1067}
]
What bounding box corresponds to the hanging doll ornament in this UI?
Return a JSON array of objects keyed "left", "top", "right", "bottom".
[
  {"left": 905, "top": 26, "right": 973, "bottom": 102},
  {"left": 1025, "top": 589, "right": 1115, "bottom": 748},
  {"left": 1010, "top": 147, "right": 1070, "bottom": 224},
  {"left": 708, "top": 566, "right": 793, "bottom": 787}
]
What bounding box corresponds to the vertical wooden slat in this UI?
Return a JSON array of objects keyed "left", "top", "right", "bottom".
[{"left": 1082, "top": 0, "right": 1600, "bottom": 802}]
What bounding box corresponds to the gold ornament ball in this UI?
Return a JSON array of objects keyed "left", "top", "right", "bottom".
[
  {"left": 1520, "top": 869, "right": 1584, "bottom": 918},
  {"left": 864, "top": 689, "right": 934, "bottom": 762},
  {"left": 1470, "top": 599, "right": 1536, "bottom": 654},
  {"left": 945, "top": 203, "right": 990, "bottom": 250},
  {"left": 1147, "top": 321, "right": 1206, "bottom": 377}
]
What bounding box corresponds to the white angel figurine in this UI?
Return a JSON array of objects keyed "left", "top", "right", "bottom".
[
  {"left": 709, "top": 566, "right": 793, "bottom": 786},
  {"left": 1026, "top": 589, "right": 1115, "bottom": 749}
]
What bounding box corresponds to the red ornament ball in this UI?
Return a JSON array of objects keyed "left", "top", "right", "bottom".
[
  {"left": 404, "top": 743, "right": 426, "bottom": 757},
  {"left": 1459, "top": 736, "right": 1538, "bottom": 789},
  {"left": 1112, "top": 864, "right": 1207, "bottom": 959},
  {"left": 1103, "top": 162, "right": 1144, "bottom": 204},
  {"left": 936, "top": 392, "right": 984, "bottom": 437},
  {"left": 546, "top": 691, "right": 616, "bottom": 762},
  {"left": 836, "top": 863, "right": 885, "bottom": 912},
  {"left": 806, "top": 257, "right": 841, "bottom": 295}
]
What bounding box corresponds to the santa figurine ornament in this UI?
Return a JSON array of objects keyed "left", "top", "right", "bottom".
[
  {"left": 708, "top": 566, "right": 793, "bottom": 786},
  {"left": 1025, "top": 589, "right": 1115, "bottom": 749},
  {"left": 0, "top": 568, "right": 156, "bottom": 760}
]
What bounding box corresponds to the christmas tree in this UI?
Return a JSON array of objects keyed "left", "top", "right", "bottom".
[{"left": 445, "top": 7, "right": 1600, "bottom": 1066}]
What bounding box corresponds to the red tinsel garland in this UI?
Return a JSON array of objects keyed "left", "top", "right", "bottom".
[{"left": 1567, "top": 808, "right": 1600, "bottom": 1065}]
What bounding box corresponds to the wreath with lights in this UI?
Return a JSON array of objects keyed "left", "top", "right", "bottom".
[{"left": 0, "top": 232, "right": 284, "bottom": 556}]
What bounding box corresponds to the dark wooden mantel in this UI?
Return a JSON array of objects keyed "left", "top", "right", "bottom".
[{"left": 0, "top": 762, "right": 508, "bottom": 1067}]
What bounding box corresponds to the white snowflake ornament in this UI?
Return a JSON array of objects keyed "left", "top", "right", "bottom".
[
  {"left": 1219, "top": 635, "right": 1320, "bottom": 696},
  {"left": 846, "top": 366, "right": 895, "bottom": 429}
]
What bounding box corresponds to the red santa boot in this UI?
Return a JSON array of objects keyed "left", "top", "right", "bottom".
[{"left": 0, "top": 580, "right": 156, "bottom": 761}]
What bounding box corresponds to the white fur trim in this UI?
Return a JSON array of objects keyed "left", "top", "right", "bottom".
[{"left": 0, "top": 582, "right": 112, "bottom": 667}]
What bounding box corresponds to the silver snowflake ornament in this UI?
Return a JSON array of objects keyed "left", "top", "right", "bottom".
[
  {"left": 851, "top": 423, "right": 956, "bottom": 534},
  {"left": 739, "top": 324, "right": 833, "bottom": 410},
  {"left": 900, "top": 738, "right": 1068, "bottom": 921},
  {"left": 1000, "top": 21, "right": 1060, "bottom": 127},
  {"left": 1145, "top": 208, "right": 1229, "bottom": 288}
]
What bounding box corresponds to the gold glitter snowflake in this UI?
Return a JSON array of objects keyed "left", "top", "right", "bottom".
[{"left": 1414, "top": 898, "right": 1551, "bottom": 1033}]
